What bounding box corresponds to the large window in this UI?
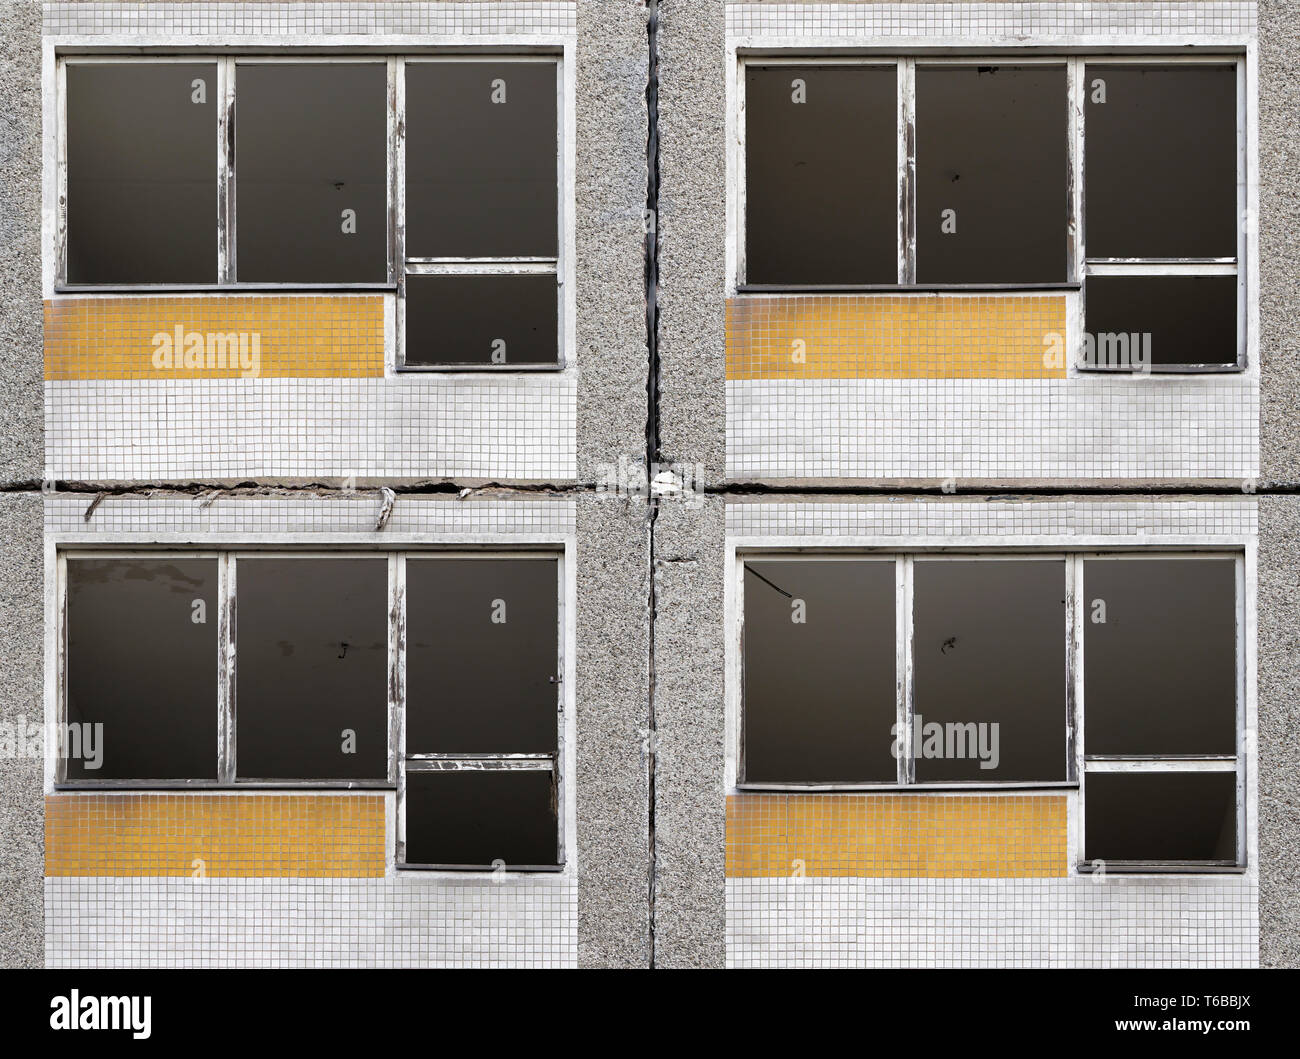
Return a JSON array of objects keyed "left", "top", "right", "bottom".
[
  {"left": 58, "top": 56, "right": 563, "bottom": 369},
  {"left": 59, "top": 551, "right": 565, "bottom": 871},
  {"left": 740, "top": 57, "right": 1245, "bottom": 369},
  {"left": 739, "top": 553, "right": 1244, "bottom": 871}
]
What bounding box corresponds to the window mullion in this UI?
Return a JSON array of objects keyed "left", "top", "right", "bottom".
[
  {"left": 1068, "top": 56, "right": 1084, "bottom": 285},
  {"left": 898, "top": 59, "right": 916, "bottom": 285},
  {"left": 216, "top": 552, "right": 236, "bottom": 784},
  {"left": 899, "top": 555, "right": 914, "bottom": 784},
  {"left": 218, "top": 57, "right": 236, "bottom": 285},
  {"left": 388, "top": 552, "right": 405, "bottom": 788}
]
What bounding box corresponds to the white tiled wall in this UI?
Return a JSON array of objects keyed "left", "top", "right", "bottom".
[
  {"left": 45, "top": 377, "right": 576, "bottom": 482},
  {"left": 727, "top": 877, "right": 1257, "bottom": 969},
  {"left": 47, "top": 877, "right": 577, "bottom": 968}
]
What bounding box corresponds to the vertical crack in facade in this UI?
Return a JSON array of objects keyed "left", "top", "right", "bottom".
[{"left": 643, "top": 0, "right": 661, "bottom": 969}]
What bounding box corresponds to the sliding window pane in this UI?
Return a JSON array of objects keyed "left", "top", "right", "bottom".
[
  {"left": 1083, "top": 557, "right": 1237, "bottom": 756},
  {"left": 404, "top": 273, "right": 558, "bottom": 365},
  {"left": 65, "top": 558, "right": 218, "bottom": 779},
  {"left": 235, "top": 558, "right": 388, "bottom": 779},
  {"left": 1085, "top": 65, "right": 1237, "bottom": 260},
  {"left": 405, "top": 61, "right": 558, "bottom": 258},
  {"left": 742, "top": 560, "right": 896, "bottom": 783},
  {"left": 744, "top": 65, "right": 898, "bottom": 285},
  {"left": 235, "top": 63, "right": 388, "bottom": 282},
  {"left": 916, "top": 65, "right": 1068, "bottom": 283},
  {"left": 404, "top": 769, "right": 558, "bottom": 866},
  {"left": 66, "top": 63, "right": 218, "bottom": 285},
  {"left": 912, "top": 560, "right": 1067, "bottom": 782},
  {"left": 406, "top": 558, "right": 558, "bottom": 755}
]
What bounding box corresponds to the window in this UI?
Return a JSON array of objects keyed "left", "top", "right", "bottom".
[
  {"left": 738, "top": 553, "right": 1244, "bottom": 871},
  {"left": 65, "top": 63, "right": 219, "bottom": 285},
  {"left": 235, "top": 558, "right": 389, "bottom": 781},
  {"left": 401, "top": 557, "right": 561, "bottom": 868},
  {"left": 739, "top": 56, "right": 1245, "bottom": 368},
  {"left": 65, "top": 557, "right": 219, "bottom": 780},
  {"left": 744, "top": 65, "right": 897, "bottom": 285},
  {"left": 743, "top": 559, "right": 897, "bottom": 783},
  {"left": 59, "top": 551, "right": 566, "bottom": 871},
  {"left": 912, "top": 559, "right": 1067, "bottom": 782},
  {"left": 235, "top": 63, "right": 388, "bottom": 284},
  {"left": 1082, "top": 63, "right": 1241, "bottom": 370},
  {"left": 740, "top": 556, "right": 1069, "bottom": 786},
  {"left": 915, "top": 65, "right": 1067, "bottom": 284},
  {"left": 1080, "top": 557, "right": 1241, "bottom": 869},
  {"left": 58, "top": 56, "right": 563, "bottom": 368},
  {"left": 401, "top": 59, "right": 561, "bottom": 368}
]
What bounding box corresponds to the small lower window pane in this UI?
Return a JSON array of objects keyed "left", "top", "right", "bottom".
[
  {"left": 1085, "top": 772, "right": 1237, "bottom": 863},
  {"left": 66, "top": 558, "right": 218, "bottom": 780},
  {"left": 742, "top": 560, "right": 897, "bottom": 783},
  {"left": 404, "top": 769, "right": 558, "bottom": 867},
  {"left": 912, "top": 560, "right": 1067, "bottom": 783},
  {"left": 404, "top": 274, "right": 558, "bottom": 366},
  {"left": 1083, "top": 275, "right": 1238, "bottom": 368},
  {"left": 235, "top": 558, "right": 388, "bottom": 780}
]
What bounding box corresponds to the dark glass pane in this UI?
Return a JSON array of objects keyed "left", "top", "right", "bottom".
[
  {"left": 406, "top": 62, "right": 557, "bottom": 258},
  {"left": 744, "top": 65, "right": 897, "bottom": 285},
  {"left": 916, "top": 65, "right": 1068, "bottom": 283},
  {"left": 913, "top": 560, "right": 1067, "bottom": 782},
  {"left": 236, "top": 558, "right": 388, "bottom": 779},
  {"left": 404, "top": 769, "right": 558, "bottom": 866},
  {"left": 235, "top": 63, "right": 387, "bottom": 282},
  {"left": 65, "top": 559, "right": 218, "bottom": 779},
  {"left": 1085, "top": 65, "right": 1237, "bottom": 259},
  {"left": 1084, "top": 275, "right": 1238, "bottom": 368},
  {"left": 404, "top": 274, "right": 557, "bottom": 366},
  {"left": 742, "top": 560, "right": 896, "bottom": 783},
  {"left": 1084, "top": 558, "right": 1237, "bottom": 756},
  {"left": 407, "top": 559, "right": 558, "bottom": 754},
  {"left": 66, "top": 63, "right": 218, "bottom": 284},
  {"left": 1085, "top": 772, "right": 1237, "bottom": 862}
]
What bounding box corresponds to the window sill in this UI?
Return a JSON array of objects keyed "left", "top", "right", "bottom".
[
  {"left": 735, "top": 781, "right": 1078, "bottom": 793},
  {"left": 396, "top": 363, "right": 564, "bottom": 373},
  {"left": 54, "top": 781, "right": 396, "bottom": 791},
  {"left": 54, "top": 283, "right": 398, "bottom": 294},
  {"left": 1075, "top": 861, "right": 1245, "bottom": 875},
  {"left": 394, "top": 862, "right": 565, "bottom": 874},
  {"left": 737, "top": 282, "right": 1082, "bottom": 294}
]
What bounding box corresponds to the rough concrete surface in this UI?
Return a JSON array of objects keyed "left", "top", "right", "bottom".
[
  {"left": 0, "top": 0, "right": 44, "bottom": 486},
  {"left": 657, "top": 0, "right": 727, "bottom": 485},
  {"left": 651, "top": 493, "right": 726, "bottom": 967},
  {"left": 0, "top": 493, "right": 44, "bottom": 968},
  {"left": 575, "top": 493, "right": 652, "bottom": 967},
  {"left": 1257, "top": 497, "right": 1300, "bottom": 968}
]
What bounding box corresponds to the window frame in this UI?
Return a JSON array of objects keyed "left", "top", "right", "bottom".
[
  {"left": 733, "top": 52, "right": 1248, "bottom": 372},
  {"left": 732, "top": 549, "right": 1247, "bottom": 873},
  {"left": 54, "top": 53, "right": 568, "bottom": 373},
  {"left": 1074, "top": 552, "right": 1247, "bottom": 874},
  {"left": 54, "top": 548, "right": 568, "bottom": 873}
]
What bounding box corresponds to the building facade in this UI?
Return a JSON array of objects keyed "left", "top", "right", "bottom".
[{"left": 0, "top": 0, "right": 1297, "bottom": 969}]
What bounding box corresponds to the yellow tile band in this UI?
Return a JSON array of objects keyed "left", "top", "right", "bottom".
[
  {"left": 44, "top": 296, "right": 385, "bottom": 380},
  {"left": 725, "top": 294, "right": 1068, "bottom": 380},
  {"left": 726, "top": 793, "right": 1068, "bottom": 878},
  {"left": 45, "top": 794, "right": 387, "bottom": 878}
]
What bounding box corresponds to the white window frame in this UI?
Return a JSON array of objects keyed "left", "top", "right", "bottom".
[
  {"left": 732, "top": 52, "right": 1249, "bottom": 372},
  {"left": 731, "top": 548, "right": 1247, "bottom": 873},
  {"left": 53, "top": 52, "right": 570, "bottom": 373},
  {"left": 54, "top": 548, "right": 568, "bottom": 873}
]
